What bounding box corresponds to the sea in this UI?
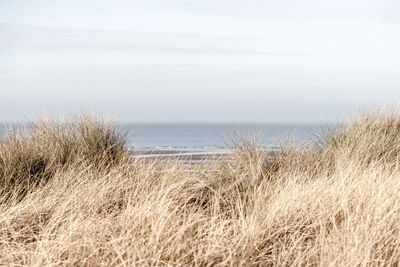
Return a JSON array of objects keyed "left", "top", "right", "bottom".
[
  {"left": 0, "top": 123, "right": 330, "bottom": 154},
  {"left": 119, "top": 123, "right": 328, "bottom": 153}
]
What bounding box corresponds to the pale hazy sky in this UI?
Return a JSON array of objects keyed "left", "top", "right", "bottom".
[{"left": 0, "top": 0, "right": 399, "bottom": 122}]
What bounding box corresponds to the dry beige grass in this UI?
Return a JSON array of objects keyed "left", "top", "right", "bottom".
[{"left": 0, "top": 109, "right": 400, "bottom": 266}]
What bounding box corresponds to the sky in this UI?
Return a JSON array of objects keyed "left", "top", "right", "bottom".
[{"left": 0, "top": 0, "right": 399, "bottom": 123}]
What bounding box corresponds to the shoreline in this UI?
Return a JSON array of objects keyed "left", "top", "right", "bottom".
[
  {"left": 131, "top": 149, "right": 230, "bottom": 163},
  {"left": 130, "top": 147, "right": 280, "bottom": 163}
]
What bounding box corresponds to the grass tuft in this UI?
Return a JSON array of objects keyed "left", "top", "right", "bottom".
[{"left": 0, "top": 114, "right": 127, "bottom": 196}]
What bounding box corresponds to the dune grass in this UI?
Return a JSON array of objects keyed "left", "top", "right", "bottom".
[
  {"left": 0, "top": 109, "right": 400, "bottom": 266},
  {"left": 0, "top": 114, "right": 126, "bottom": 198}
]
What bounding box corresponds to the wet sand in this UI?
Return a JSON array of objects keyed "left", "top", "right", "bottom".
[
  {"left": 131, "top": 148, "right": 279, "bottom": 164},
  {"left": 131, "top": 149, "right": 230, "bottom": 163}
]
